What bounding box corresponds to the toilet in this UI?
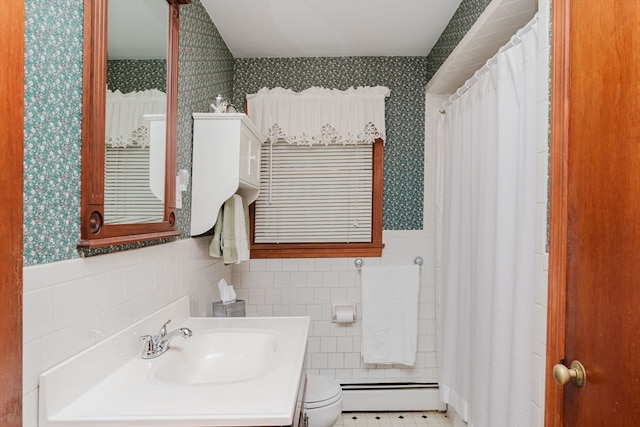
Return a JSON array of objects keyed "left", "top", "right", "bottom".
[{"left": 304, "top": 374, "right": 343, "bottom": 427}]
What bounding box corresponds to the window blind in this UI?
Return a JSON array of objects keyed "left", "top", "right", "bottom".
[
  {"left": 104, "top": 146, "right": 164, "bottom": 224},
  {"left": 254, "top": 142, "right": 373, "bottom": 243}
]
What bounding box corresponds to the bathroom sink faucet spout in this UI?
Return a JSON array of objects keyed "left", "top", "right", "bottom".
[{"left": 140, "top": 319, "right": 193, "bottom": 359}]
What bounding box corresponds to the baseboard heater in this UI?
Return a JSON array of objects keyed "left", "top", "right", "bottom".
[{"left": 340, "top": 382, "right": 445, "bottom": 412}]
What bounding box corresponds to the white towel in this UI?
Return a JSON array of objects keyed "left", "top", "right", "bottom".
[
  {"left": 361, "top": 264, "right": 420, "bottom": 366},
  {"left": 209, "top": 194, "right": 250, "bottom": 264},
  {"left": 233, "top": 194, "right": 250, "bottom": 263}
]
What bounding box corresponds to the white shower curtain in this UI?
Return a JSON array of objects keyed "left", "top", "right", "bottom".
[{"left": 436, "top": 16, "right": 538, "bottom": 427}]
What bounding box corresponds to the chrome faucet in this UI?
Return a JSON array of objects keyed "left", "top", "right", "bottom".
[{"left": 140, "top": 319, "right": 192, "bottom": 359}]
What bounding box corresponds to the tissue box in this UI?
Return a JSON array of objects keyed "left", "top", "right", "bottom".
[{"left": 212, "top": 300, "right": 245, "bottom": 317}]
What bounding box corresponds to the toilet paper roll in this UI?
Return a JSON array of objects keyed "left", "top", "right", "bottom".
[{"left": 335, "top": 308, "right": 354, "bottom": 323}]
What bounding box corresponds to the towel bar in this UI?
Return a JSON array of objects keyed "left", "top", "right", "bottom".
[{"left": 354, "top": 256, "right": 423, "bottom": 271}]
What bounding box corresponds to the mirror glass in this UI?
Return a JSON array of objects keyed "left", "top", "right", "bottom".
[{"left": 105, "top": 0, "right": 168, "bottom": 224}]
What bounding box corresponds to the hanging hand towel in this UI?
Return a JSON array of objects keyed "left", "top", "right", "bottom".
[
  {"left": 233, "top": 194, "right": 250, "bottom": 262},
  {"left": 209, "top": 194, "right": 250, "bottom": 264},
  {"left": 209, "top": 207, "right": 225, "bottom": 259},
  {"left": 361, "top": 264, "right": 420, "bottom": 366}
]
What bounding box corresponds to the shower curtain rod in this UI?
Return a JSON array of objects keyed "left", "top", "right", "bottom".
[{"left": 439, "top": 13, "right": 539, "bottom": 114}]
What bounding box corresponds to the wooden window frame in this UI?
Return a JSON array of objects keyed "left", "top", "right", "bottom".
[{"left": 249, "top": 138, "right": 385, "bottom": 258}]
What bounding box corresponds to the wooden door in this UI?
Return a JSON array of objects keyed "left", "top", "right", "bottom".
[
  {"left": 0, "top": 0, "right": 24, "bottom": 426},
  {"left": 546, "top": 1, "right": 640, "bottom": 425}
]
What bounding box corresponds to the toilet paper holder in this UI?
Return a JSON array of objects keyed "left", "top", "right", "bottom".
[{"left": 331, "top": 303, "right": 356, "bottom": 323}]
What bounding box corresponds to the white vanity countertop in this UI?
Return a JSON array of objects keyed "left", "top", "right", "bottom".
[{"left": 39, "top": 297, "right": 310, "bottom": 427}]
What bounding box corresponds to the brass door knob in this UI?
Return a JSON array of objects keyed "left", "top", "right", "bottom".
[{"left": 553, "top": 360, "right": 586, "bottom": 387}]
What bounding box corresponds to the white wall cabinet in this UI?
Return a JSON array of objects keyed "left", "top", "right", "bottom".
[
  {"left": 239, "top": 125, "right": 261, "bottom": 187},
  {"left": 191, "top": 113, "right": 264, "bottom": 236}
]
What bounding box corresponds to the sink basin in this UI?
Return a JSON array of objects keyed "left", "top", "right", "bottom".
[
  {"left": 151, "top": 329, "right": 286, "bottom": 385},
  {"left": 39, "top": 297, "right": 310, "bottom": 427}
]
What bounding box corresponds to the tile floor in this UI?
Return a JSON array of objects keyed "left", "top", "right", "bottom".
[{"left": 335, "top": 411, "right": 452, "bottom": 426}]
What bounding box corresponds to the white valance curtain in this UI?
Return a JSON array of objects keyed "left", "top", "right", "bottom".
[
  {"left": 246, "top": 86, "right": 390, "bottom": 145},
  {"left": 105, "top": 88, "right": 166, "bottom": 147}
]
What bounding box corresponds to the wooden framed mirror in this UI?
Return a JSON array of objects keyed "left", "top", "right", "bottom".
[{"left": 79, "top": 0, "right": 190, "bottom": 249}]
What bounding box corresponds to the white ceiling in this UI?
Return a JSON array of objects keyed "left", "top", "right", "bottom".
[
  {"left": 108, "top": 0, "right": 168, "bottom": 60},
  {"left": 200, "top": 0, "right": 464, "bottom": 58}
]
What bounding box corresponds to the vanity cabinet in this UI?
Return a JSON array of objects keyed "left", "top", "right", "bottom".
[
  {"left": 291, "top": 364, "right": 308, "bottom": 427},
  {"left": 191, "top": 113, "right": 264, "bottom": 236}
]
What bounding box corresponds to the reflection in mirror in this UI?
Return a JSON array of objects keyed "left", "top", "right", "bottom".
[
  {"left": 79, "top": 0, "right": 189, "bottom": 249},
  {"left": 105, "top": 0, "right": 168, "bottom": 224}
]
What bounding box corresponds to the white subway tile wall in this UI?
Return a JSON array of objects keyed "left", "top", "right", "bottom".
[{"left": 231, "top": 230, "right": 438, "bottom": 384}]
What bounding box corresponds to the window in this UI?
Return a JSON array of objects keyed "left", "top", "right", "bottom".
[
  {"left": 250, "top": 138, "right": 384, "bottom": 258},
  {"left": 103, "top": 88, "right": 166, "bottom": 225},
  {"left": 104, "top": 145, "right": 164, "bottom": 224},
  {"left": 247, "top": 86, "right": 388, "bottom": 259}
]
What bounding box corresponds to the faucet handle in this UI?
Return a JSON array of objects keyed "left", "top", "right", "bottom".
[
  {"left": 158, "top": 319, "right": 171, "bottom": 338},
  {"left": 140, "top": 335, "right": 156, "bottom": 358}
]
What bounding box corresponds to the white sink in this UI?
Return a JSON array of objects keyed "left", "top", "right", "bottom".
[
  {"left": 39, "top": 296, "right": 310, "bottom": 426},
  {"left": 151, "top": 329, "right": 286, "bottom": 385}
]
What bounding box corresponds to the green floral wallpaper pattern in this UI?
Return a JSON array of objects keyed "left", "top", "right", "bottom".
[
  {"left": 107, "top": 59, "right": 167, "bottom": 93},
  {"left": 24, "top": 0, "right": 83, "bottom": 265},
  {"left": 233, "top": 57, "right": 429, "bottom": 230},
  {"left": 22, "top": 0, "right": 491, "bottom": 265}
]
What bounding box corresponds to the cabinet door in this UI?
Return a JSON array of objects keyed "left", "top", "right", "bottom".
[{"left": 239, "top": 126, "right": 261, "bottom": 187}]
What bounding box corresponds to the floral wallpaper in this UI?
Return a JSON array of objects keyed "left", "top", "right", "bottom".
[
  {"left": 22, "top": 0, "right": 490, "bottom": 265},
  {"left": 107, "top": 59, "right": 167, "bottom": 93},
  {"left": 24, "top": 0, "right": 83, "bottom": 265},
  {"left": 233, "top": 57, "right": 429, "bottom": 230}
]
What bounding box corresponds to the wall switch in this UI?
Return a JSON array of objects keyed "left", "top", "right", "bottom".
[{"left": 176, "top": 178, "right": 183, "bottom": 209}]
